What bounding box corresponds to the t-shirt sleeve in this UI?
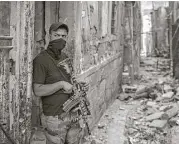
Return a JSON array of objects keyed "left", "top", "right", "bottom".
[{"left": 33, "top": 60, "right": 46, "bottom": 84}]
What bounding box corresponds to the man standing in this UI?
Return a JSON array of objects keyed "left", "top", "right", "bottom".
[{"left": 33, "top": 22, "right": 81, "bottom": 144}]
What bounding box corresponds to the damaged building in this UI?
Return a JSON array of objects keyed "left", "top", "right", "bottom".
[
  {"left": 151, "top": 6, "right": 170, "bottom": 57},
  {"left": 123, "top": 1, "right": 142, "bottom": 83},
  {"left": 0, "top": 1, "right": 142, "bottom": 143}
]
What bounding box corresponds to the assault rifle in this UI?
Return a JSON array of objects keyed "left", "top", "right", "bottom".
[
  {"left": 62, "top": 81, "right": 91, "bottom": 135},
  {"left": 59, "top": 57, "right": 91, "bottom": 135}
]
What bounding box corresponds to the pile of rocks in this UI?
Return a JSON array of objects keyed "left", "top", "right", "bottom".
[{"left": 123, "top": 80, "right": 179, "bottom": 144}]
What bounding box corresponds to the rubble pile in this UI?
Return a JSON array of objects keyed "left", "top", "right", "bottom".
[
  {"left": 119, "top": 57, "right": 179, "bottom": 144},
  {"left": 156, "top": 59, "right": 170, "bottom": 72},
  {"left": 121, "top": 79, "right": 179, "bottom": 144}
]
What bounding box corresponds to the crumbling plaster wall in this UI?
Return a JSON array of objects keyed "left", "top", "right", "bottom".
[
  {"left": 0, "top": 2, "right": 35, "bottom": 143},
  {"left": 74, "top": 1, "right": 125, "bottom": 129},
  {"left": 0, "top": 2, "right": 11, "bottom": 143}
]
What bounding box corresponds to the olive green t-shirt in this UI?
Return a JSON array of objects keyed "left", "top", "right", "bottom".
[{"left": 33, "top": 50, "right": 71, "bottom": 116}]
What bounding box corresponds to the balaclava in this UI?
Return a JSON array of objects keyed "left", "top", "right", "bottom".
[{"left": 47, "top": 38, "right": 66, "bottom": 60}]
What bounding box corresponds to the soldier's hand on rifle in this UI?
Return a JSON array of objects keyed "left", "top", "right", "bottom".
[{"left": 61, "top": 81, "right": 73, "bottom": 94}]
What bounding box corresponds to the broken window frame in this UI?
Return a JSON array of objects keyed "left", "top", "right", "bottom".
[{"left": 98, "top": 1, "right": 119, "bottom": 38}]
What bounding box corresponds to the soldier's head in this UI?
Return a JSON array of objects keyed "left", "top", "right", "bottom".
[
  {"left": 48, "top": 22, "right": 69, "bottom": 55},
  {"left": 49, "top": 22, "right": 69, "bottom": 42}
]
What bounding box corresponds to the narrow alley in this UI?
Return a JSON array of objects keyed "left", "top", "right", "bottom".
[
  {"left": 83, "top": 1, "right": 179, "bottom": 144},
  {"left": 0, "top": 1, "right": 179, "bottom": 144},
  {"left": 84, "top": 56, "right": 179, "bottom": 144}
]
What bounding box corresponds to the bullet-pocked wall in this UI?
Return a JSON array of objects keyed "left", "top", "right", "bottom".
[{"left": 74, "top": 1, "right": 125, "bottom": 129}]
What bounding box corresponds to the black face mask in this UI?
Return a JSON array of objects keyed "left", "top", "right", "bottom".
[{"left": 47, "top": 38, "right": 66, "bottom": 60}]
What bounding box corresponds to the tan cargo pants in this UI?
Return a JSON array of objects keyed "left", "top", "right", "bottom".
[{"left": 41, "top": 112, "right": 82, "bottom": 144}]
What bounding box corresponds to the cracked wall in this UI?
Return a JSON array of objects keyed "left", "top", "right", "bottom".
[{"left": 74, "top": 1, "right": 125, "bottom": 129}]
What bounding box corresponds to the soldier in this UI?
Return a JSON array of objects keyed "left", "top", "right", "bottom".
[{"left": 33, "top": 22, "right": 81, "bottom": 144}]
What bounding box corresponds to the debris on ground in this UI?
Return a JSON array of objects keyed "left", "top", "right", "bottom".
[
  {"left": 122, "top": 57, "right": 179, "bottom": 144},
  {"left": 85, "top": 57, "right": 179, "bottom": 144}
]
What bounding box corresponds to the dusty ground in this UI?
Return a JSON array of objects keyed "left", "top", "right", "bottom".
[
  {"left": 85, "top": 99, "right": 140, "bottom": 144},
  {"left": 85, "top": 56, "right": 179, "bottom": 144}
]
